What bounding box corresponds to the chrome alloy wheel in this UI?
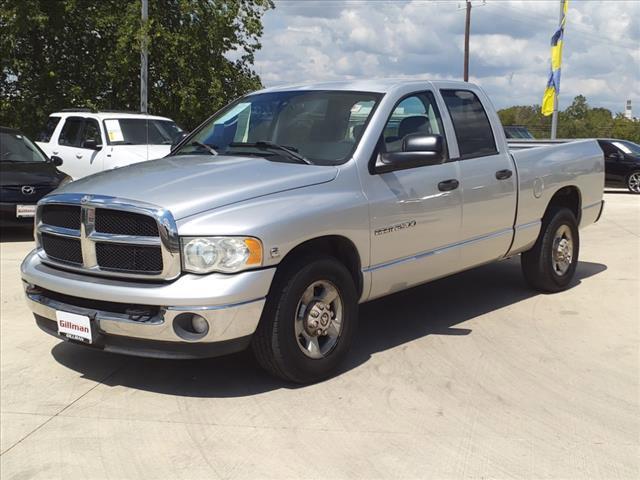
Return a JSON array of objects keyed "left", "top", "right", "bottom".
[
  {"left": 552, "top": 224, "right": 573, "bottom": 276},
  {"left": 295, "top": 280, "right": 343, "bottom": 359},
  {"left": 628, "top": 172, "right": 640, "bottom": 193}
]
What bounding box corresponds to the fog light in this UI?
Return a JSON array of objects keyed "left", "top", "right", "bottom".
[
  {"left": 191, "top": 315, "right": 209, "bottom": 334},
  {"left": 173, "top": 313, "right": 210, "bottom": 341}
]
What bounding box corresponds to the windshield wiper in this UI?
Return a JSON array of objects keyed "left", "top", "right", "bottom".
[
  {"left": 229, "top": 141, "right": 312, "bottom": 165},
  {"left": 190, "top": 141, "right": 218, "bottom": 156}
]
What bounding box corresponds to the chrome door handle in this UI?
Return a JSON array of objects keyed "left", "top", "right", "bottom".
[
  {"left": 495, "top": 169, "right": 513, "bottom": 180},
  {"left": 438, "top": 179, "right": 459, "bottom": 192}
]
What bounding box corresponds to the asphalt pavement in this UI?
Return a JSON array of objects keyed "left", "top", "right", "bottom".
[{"left": 1, "top": 191, "right": 638, "bottom": 479}]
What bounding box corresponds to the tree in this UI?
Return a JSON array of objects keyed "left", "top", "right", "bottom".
[
  {"left": 498, "top": 95, "right": 640, "bottom": 143},
  {"left": 0, "top": 0, "right": 274, "bottom": 137}
]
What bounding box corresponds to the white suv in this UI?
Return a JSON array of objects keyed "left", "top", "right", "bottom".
[{"left": 36, "top": 110, "right": 185, "bottom": 180}]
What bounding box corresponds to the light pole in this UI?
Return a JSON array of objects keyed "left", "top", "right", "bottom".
[{"left": 140, "top": 0, "right": 148, "bottom": 113}]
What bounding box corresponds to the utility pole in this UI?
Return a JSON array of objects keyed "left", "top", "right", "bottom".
[
  {"left": 140, "top": 0, "right": 148, "bottom": 113},
  {"left": 550, "top": 0, "right": 565, "bottom": 139},
  {"left": 463, "top": 0, "right": 471, "bottom": 82}
]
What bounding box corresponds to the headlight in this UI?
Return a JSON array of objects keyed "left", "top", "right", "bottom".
[
  {"left": 57, "top": 176, "right": 73, "bottom": 188},
  {"left": 181, "top": 236, "right": 263, "bottom": 274}
]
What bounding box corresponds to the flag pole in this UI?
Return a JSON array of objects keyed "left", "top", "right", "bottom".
[{"left": 550, "top": 0, "right": 564, "bottom": 139}]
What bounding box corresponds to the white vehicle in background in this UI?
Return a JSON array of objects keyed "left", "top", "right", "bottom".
[{"left": 36, "top": 110, "right": 185, "bottom": 180}]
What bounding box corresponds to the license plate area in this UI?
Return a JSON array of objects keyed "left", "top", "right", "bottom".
[
  {"left": 16, "top": 205, "right": 36, "bottom": 218},
  {"left": 56, "top": 311, "right": 93, "bottom": 344}
]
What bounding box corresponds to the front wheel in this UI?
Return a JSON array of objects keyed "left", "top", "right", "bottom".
[
  {"left": 252, "top": 256, "right": 358, "bottom": 383},
  {"left": 521, "top": 208, "right": 580, "bottom": 292},
  {"left": 627, "top": 171, "right": 640, "bottom": 194}
]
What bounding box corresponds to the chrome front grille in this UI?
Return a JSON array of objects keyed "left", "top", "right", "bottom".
[
  {"left": 95, "top": 209, "right": 159, "bottom": 236},
  {"left": 41, "top": 233, "right": 83, "bottom": 264},
  {"left": 41, "top": 205, "right": 81, "bottom": 230},
  {"left": 36, "top": 194, "right": 180, "bottom": 280}
]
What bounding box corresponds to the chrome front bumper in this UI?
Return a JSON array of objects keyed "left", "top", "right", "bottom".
[{"left": 21, "top": 250, "right": 276, "bottom": 359}]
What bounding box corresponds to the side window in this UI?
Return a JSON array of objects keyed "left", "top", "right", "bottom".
[
  {"left": 58, "top": 117, "right": 84, "bottom": 147},
  {"left": 383, "top": 92, "right": 445, "bottom": 154},
  {"left": 37, "top": 116, "right": 61, "bottom": 142},
  {"left": 441, "top": 89, "right": 498, "bottom": 159},
  {"left": 81, "top": 119, "right": 102, "bottom": 148}
]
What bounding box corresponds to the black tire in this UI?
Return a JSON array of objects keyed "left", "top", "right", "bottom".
[
  {"left": 521, "top": 207, "right": 579, "bottom": 292},
  {"left": 252, "top": 255, "right": 358, "bottom": 383},
  {"left": 626, "top": 171, "right": 640, "bottom": 194}
]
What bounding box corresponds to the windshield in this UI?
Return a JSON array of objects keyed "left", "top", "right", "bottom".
[
  {"left": 612, "top": 140, "right": 640, "bottom": 156},
  {"left": 103, "top": 118, "right": 184, "bottom": 145},
  {"left": 172, "top": 90, "right": 382, "bottom": 165},
  {"left": 0, "top": 131, "right": 49, "bottom": 163}
]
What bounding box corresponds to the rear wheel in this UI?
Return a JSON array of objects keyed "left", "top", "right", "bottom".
[
  {"left": 627, "top": 171, "right": 640, "bottom": 194},
  {"left": 252, "top": 256, "right": 358, "bottom": 383},
  {"left": 521, "top": 207, "right": 579, "bottom": 292}
]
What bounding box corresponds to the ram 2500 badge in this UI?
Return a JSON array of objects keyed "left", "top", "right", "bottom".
[{"left": 22, "top": 80, "right": 604, "bottom": 383}]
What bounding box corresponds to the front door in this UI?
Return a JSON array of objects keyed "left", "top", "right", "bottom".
[
  {"left": 77, "top": 118, "right": 105, "bottom": 177},
  {"left": 363, "top": 91, "right": 463, "bottom": 299}
]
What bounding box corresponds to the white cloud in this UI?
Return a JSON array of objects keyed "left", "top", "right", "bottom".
[{"left": 256, "top": 0, "right": 640, "bottom": 113}]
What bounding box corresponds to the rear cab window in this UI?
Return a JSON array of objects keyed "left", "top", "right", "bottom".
[
  {"left": 441, "top": 89, "right": 498, "bottom": 159},
  {"left": 37, "top": 116, "right": 61, "bottom": 143}
]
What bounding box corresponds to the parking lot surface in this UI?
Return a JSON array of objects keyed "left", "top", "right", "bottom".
[{"left": 1, "top": 192, "right": 638, "bottom": 479}]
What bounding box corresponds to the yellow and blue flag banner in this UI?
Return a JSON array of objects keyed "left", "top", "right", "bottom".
[{"left": 542, "top": 0, "right": 569, "bottom": 116}]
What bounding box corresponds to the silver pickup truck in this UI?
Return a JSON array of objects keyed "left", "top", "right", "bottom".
[{"left": 21, "top": 80, "right": 604, "bottom": 383}]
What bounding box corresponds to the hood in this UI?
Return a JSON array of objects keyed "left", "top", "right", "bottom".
[
  {"left": 0, "top": 161, "right": 62, "bottom": 186},
  {"left": 57, "top": 155, "right": 338, "bottom": 219}
]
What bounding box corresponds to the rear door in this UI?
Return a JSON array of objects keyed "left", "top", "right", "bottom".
[
  {"left": 440, "top": 89, "right": 517, "bottom": 268},
  {"left": 56, "top": 116, "right": 85, "bottom": 179},
  {"left": 35, "top": 116, "right": 62, "bottom": 156}
]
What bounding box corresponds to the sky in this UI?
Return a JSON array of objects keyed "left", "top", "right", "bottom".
[{"left": 254, "top": 0, "right": 640, "bottom": 114}]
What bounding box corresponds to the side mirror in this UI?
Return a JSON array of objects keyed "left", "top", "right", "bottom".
[
  {"left": 50, "top": 155, "right": 63, "bottom": 167},
  {"left": 83, "top": 138, "right": 103, "bottom": 150},
  {"left": 374, "top": 134, "right": 445, "bottom": 174},
  {"left": 608, "top": 152, "right": 623, "bottom": 161},
  {"left": 171, "top": 132, "right": 189, "bottom": 150}
]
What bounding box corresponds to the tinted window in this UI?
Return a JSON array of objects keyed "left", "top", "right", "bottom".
[
  {"left": 441, "top": 90, "right": 497, "bottom": 159},
  {"left": 613, "top": 140, "right": 640, "bottom": 156},
  {"left": 37, "top": 116, "right": 61, "bottom": 142},
  {"left": 598, "top": 141, "right": 618, "bottom": 156},
  {"left": 104, "top": 118, "right": 182, "bottom": 145},
  {"left": 0, "top": 131, "right": 48, "bottom": 163},
  {"left": 81, "top": 119, "right": 102, "bottom": 148},
  {"left": 383, "top": 92, "right": 445, "bottom": 154},
  {"left": 59, "top": 117, "right": 84, "bottom": 146}
]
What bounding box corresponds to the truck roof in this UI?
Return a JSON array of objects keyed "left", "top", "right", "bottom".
[
  {"left": 255, "top": 78, "right": 472, "bottom": 95},
  {"left": 48, "top": 111, "right": 174, "bottom": 122}
]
